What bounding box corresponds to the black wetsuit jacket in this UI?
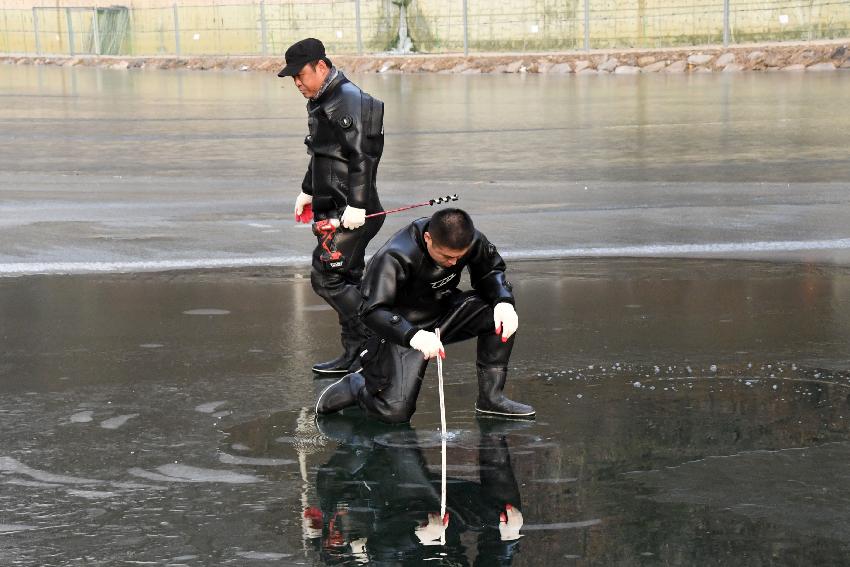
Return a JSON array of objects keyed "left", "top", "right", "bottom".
[
  {"left": 359, "top": 218, "right": 515, "bottom": 347},
  {"left": 302, "top": 72, "right": 384, "bottom": 219}
]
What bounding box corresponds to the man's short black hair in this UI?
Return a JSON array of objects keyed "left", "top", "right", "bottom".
[{"left": 428, "top": 208, "right": 475, "bottom": 250}]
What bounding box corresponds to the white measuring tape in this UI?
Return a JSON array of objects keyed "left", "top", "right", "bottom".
[{"left": 435, "top": 328, "right": 447, "bottom": 545}]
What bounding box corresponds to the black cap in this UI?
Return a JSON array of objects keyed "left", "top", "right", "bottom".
[{"left": 277, "top": 38, "right": 326, "bottom": 77}]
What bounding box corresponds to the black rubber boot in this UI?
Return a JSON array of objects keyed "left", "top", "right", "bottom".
[
  {"left": 315, "top": 372, "right": 365, "bottom": 415},
  {"left": 312, "top": 321, "right": 366, "bottom": 376},
  {"left": 474, "top": 365, "right": 535, "bottom": 419}
]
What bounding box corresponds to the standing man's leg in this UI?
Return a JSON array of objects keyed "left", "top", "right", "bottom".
[{"left": 310, "top": 215, "right": 384, "bottom": 375}]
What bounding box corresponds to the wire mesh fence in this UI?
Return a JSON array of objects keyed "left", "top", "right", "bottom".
[{"left": 1, "top": 0, "right": 848, "bottom": 57}]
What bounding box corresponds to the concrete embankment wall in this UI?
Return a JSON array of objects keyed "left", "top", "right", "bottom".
[
  {"left": 1, "top": 0, "right": 848, "bottom": 56},
  {"left": 2, "top": 40, "right": 848, "bottom": 74}
]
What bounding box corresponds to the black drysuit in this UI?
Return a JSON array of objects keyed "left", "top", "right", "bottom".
[
  {"left": 302, "top": 71, "right": 385, "bottom": 362},
  {"left": 356, "top": 218, "right": 516, "bottom": 423}
]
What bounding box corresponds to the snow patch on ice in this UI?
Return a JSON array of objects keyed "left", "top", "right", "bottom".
[
  {"left": 236, "top": 551, "right": 293, "bottom": 560},
  {"left": 195, "top": 401, "right": 227, "bottom": 413},
  {"left": 69, "top": 410, "right": 94, "bottom": 423},
  {"left": 129, "top": 464, "right": 260, "bottom": 484},
  {"left": 100, "top": 414, "right": 139, "bottom": 429},
  {"left": 218, "top": 453, "right": 296, "bottom": 466},
  {"left": 0, "top": 457, "right": 101, "bottom": 485}
]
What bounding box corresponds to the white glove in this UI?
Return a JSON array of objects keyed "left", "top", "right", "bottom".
[
  {"left": 494, "top": 302, "right": 518, "bottom": 342},
  {"left": 294, "top": 191, "right": 312, "bottom": 216},
  {"left": 498, "top": 504, "right": 523, "bottom": 541},
  {"left": 409, "top": 330, "right": 445, "bottom": 360},
  {"left": 415, "top": 512, "right": 448, "bottom": 546},
  {"left": 341, "top": 206, "right": 366, "bottom": 229}
]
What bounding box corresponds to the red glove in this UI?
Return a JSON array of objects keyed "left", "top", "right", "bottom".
[{"left": 296, "top": 203, "right": 314, "bottom": 224}]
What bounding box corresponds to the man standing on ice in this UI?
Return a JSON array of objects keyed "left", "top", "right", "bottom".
[
  {"left": 279, "top": 37, "right": 386, "bottom": 376},
  {"left": 315, "top": 208, "right": 535, "bottom": 422}
]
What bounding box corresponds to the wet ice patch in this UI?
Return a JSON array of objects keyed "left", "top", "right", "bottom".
[
  {"left": 532, "top": 477, "right": 578, "bottom": 484},
  {"left": 218, "top": 453, "right": 296, "bottom": 467},
  {"left": 4, "top": 479, "right": 61, "bottom": 488},
  {"left": 66, "top": 489, "right": 118, "bottom": 499},
  {"left": 195, "top": 401, "right": 227, "bottom": 413},
  {"left": 522, "top": 519, "right": 602, "bottom": 530},
  {"left": 129, "top": 464, "right": 260, "bottom": 484},
  {"left": 100, "top": 414, "right": 139, "bottom": 429},
  {"left": 182, "top": 308, "right": 231, "bottom": 316},
  {"left": 0, "top": 524, "right": 36, "bottom": 533},
  {"left": 139, "top": 343, "right": 164, "bottom": 349},
  {"left": 69, "top": 410, "right": 94, "bottom": 423},
  {"left": 301, "top": 304, "right": 333, "bottom": 312},
  {"left": 236, "top": 551, "right": 293, "bottom": 560},
  {"left": 0, "top": 457, "right": 101, "bottom": 485}
]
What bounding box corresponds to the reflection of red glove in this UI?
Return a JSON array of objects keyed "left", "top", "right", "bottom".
[{"left": 296, "top": 203, "right": 314, "bottom": 224}]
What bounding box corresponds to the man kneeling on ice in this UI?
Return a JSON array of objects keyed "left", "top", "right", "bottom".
[{"left": 315, "top": 208, "right": 535, "bottom": 423}]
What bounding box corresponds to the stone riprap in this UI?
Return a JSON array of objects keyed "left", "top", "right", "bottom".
[{"left": 2, "top": 41, "right": 848, "bottom": 75}]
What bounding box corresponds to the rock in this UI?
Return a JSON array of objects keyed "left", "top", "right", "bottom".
[
  {"left": 642, "top": 61, "right": 667, "bottom": 72},
  {"left": 664, "top": 60, "right": 687, "bottom": 73},
  {"left": 747, "top": 50, "right": 766, "bottom": 62},
  {"left": 614, "top": 65, "right": 640, "bottom": 74},
  {"left": 714, "top": 53, "right": 737, "bottom": 68},
  {"left": 110, "top": 60, "right": 129, "bottom": 70},
  {"left": 536, "top": 61, "right": 551, "bottom": 73},
  {"left": 573, "top": 60, "right": 591, "bottom": 73},
  {"left": 807, "top": 62, "right": 836, "bottom": 71},
  {"left": 781, "top": 64, "right": 806, "bottom": 71},
  {"left": 637, "top": 55, "right": 656, "bottom": 66},
  {"left": 693, "top": 65, "right": 712, "bottom": 73},
  {"left": 790, "top": 49, "right": 817, "bottom": 66},
  {"left": 597, "top": 57, "right": 619, "bottom": 72},
  {"left": 830, "top": 45, "right": 846, "bottom": 59},
  {"left": 490, "top": 64, "right": 509, "bottom": 73},
  {"left": 378, "top": 61, "right": 398, "bottom": 73},
  {"left": 577, "top": 68, "right": 598, "bottom": 75},
  {"left": 723, "top": 63, "right": 745, "bottom": 72},
  {"left": 688, "top": 53, "right": 713, "bottom": 65},
  {"left": 505, "top": 60, "right": 524, "bottom": 73},
  {"left": 764, "top": 53, "right": 787, "bottom": 67},
  {"left": 842, "top": 60, "right": 850, "bottom": 69},
  {"left": 549, "top": 62, "right": 572, "bottom": 74},
  {"left": 765, "top": 66, "right": 781, "bottom": 72}
]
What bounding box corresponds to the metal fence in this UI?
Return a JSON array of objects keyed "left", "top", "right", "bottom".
[{"left": 1, "top": 0, "right": 848, "bottom": 57}]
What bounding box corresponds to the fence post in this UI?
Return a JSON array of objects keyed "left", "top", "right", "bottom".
[
  {"left": 66, "top": 8, "right": 75, "bottom": 56},
  {"left": 92, "top": 7, "right": 101, "bottom": 55},
  {"left": 33, "top": 8, "right": 41, "bottom": 55},
  {"left": 173, "top": 3, "right": 181, "bottom": 55},
  {"left": 584, "top": 0, "right": 590, "bottom": 50},
  {"left": 723, "top": 0, "right": 730, "bottom": 46},
  {"left": 355, "top": 0, "right": 363, "bottom": 55},
  {"left": 260, "top": 0, "right": 267, "bottom": 55},
  {"left": 462, "top": 0, "right": 468, "bottom": 55}
]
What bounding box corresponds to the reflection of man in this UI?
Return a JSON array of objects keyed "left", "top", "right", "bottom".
[
  {"left": 278, "top": 37, "right": 385, "bottom": 375},
  {"left": 310, "top": 415, "right": 525, "bottom": 564},
  {"left": 316, "top": 208, "right": 534, "bottom": 422}
]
